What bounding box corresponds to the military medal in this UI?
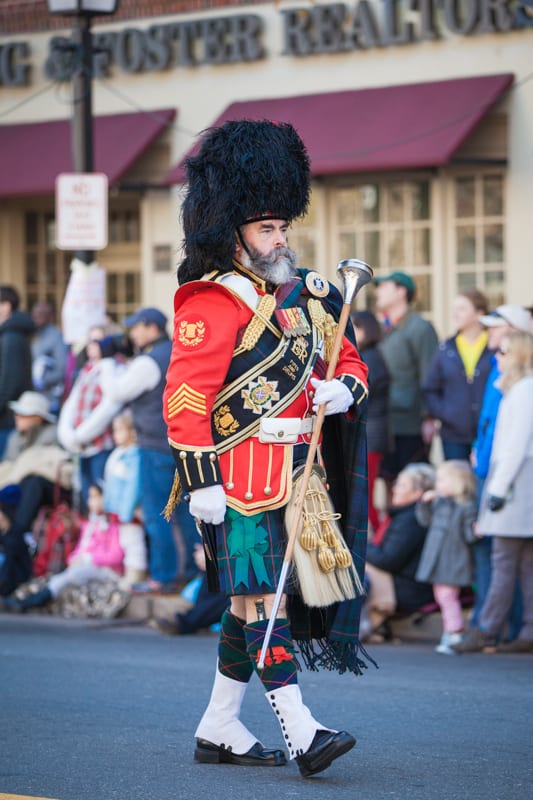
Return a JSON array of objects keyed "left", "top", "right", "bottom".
[{"left": 275, "top": 306, "right": 311, "bottom": 337}]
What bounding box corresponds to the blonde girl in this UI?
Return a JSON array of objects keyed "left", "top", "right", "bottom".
[{"left": 415, "top": 460, "right": 478, "bottom": 654}]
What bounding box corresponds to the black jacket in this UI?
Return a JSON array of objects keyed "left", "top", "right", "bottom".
[
  {"left": 366, "top": 502, "right": 434, "bottom": 612},
  {"left": 0, "top": 311, "right": 35, "bottom": 429},
  {"left": 360, "top": 344, "right": 390, "bottom": 454}
]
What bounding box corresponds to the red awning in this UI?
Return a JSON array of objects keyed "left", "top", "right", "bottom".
[
  {"left": 165, "top": 74, "right": 512, "bottom": 183},
  {"left": 0, "top": 108, "right": 176, "bottom": 198}
]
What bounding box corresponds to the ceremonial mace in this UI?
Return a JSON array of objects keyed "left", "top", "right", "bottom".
[{"left": 258, "top": 259, "right": 374, "bottom": 669}]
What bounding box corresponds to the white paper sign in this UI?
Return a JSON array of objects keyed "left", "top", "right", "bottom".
[
  {"left": 61, "top": 259, "right": 107, "bottom": 345},
  {"left": 56, "top": 173, "right": 108, "bottom": 251}
]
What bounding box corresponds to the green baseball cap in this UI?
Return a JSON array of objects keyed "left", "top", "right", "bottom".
[{"left": 374, "top": 271, "right": 416, "bottom": 298}]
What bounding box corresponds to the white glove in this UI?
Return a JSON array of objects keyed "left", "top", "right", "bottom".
[
  {"left": 311, "top": 377, "right": 353, "bottom": 415},
  {"left": 189, "top": 485, "right": 227, "bottom": 525}
]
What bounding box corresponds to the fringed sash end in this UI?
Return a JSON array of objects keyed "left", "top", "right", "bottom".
[{"left": 295, "top": 636, "right": 379, "bottom": 676}]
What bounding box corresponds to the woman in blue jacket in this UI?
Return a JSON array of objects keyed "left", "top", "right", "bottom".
[{"left": 423, "top": 289, "right": 493, "bottom": 460}]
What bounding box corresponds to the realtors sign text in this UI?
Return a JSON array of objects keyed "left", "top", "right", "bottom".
[{"left": 1, "top": 0, "right": 532, "bottom": 87}]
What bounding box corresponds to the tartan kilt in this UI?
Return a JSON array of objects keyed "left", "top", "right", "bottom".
[{"left": 207, "top": 507, "right": 287, "bottom": 596}]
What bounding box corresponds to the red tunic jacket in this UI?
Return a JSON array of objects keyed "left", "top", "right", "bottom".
[{"left": 164, "top": 267, "right": 368, "bottom": 515}]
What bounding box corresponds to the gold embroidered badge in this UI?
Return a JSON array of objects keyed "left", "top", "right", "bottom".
[
  {"left": 241, "top": 376, "right": 280, "bottom": 415},
  {"left": 178, "top": 319, "right": 206, "bottom": 347},
  {"left": 214, "top": 405, "right": 240, "bottom": 437}
]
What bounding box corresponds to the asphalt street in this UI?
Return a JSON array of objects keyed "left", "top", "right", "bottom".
[{"left": 0, "top": 613, "right": 531, "bottom": 800}]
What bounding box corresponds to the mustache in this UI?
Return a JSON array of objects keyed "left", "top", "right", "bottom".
[{"left": 248, "top": 246, "right": 297, "bottom": 273}]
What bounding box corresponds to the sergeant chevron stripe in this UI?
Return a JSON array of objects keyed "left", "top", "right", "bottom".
[{"left": 167, "top": 383, "right": 207, "bottom": 418}]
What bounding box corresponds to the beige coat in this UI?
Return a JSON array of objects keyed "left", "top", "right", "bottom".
[{"left": 0, "top": 422, "right": 72, "bottom": 490}]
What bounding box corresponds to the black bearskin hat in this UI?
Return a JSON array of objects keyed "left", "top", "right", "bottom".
[{"left": 178, "top": 119, "right": 311, "bottom": 284}]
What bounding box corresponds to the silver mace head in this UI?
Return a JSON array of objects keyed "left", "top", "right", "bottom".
[{"left": 337, "top": 258, "right": 374, "bottom": 305}]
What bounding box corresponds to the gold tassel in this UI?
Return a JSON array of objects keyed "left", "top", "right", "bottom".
[
  {"left": 335, "top": 548, "right": 353, "bottom": 569},
  {"left": 285, "top": 463, "right": 365, "bottom": 607},
  {"left": 162, "top": 470, "right": 182, "bottom": 521},
  {"left": 300, "top": 517, "right": 318, "bottom": 551},
  {"left": 317, "top": 542, "right": 336, "bottom": 573}
]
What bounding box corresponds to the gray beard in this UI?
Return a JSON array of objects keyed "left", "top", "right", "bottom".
[{"left": 240, "top": 245, "right": 298, "bottom": 286}]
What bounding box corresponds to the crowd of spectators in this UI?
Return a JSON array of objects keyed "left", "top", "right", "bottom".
[
  {"left": 355, "top": 273, "right": 532, "bottom": 655},
  {"left": 0, "top": 277, "right": 532, "bottom": 655},
  {"left": 0, "top": 285, "right": 201, "bottom": 620}
]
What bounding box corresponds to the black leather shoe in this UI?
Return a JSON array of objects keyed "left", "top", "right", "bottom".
[
  {"left": 296, "top": 730, "right": 356, "bottom": 778},
  {"left": 194, "top": 738, "right": 286, "bottom": 766}
]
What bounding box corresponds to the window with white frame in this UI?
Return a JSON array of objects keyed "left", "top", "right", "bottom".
[
  {"left": 330, "top": 178, "right": 433, "bottom": 312},
  {"left": 451, "top": 172, "right": 505, "bottom": 307}
]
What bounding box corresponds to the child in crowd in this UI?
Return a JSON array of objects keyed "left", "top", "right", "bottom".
[
  {"left": 415, "top": 460, "right": 478, "bottom": 654},
  {"left": 102, "top": 410, "right": 147, "bottom": 587},
  {"left": 5, "top": 411, "right": 147, "bottom": 613},
  {"left": 5, "top": 484, "right": 123, "bottom": 611}
]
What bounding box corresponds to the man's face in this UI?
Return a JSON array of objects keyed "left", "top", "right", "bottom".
[
  {"left": 14, "top": 413, "right": 43, "bottom": 433},
  {"left": 487, "top": 323, "right": 513, "bottom": 351},
  {"left": 32, "top": 303, "right": 52, "bottom": 329},
  {"left": 129, "top": 321, "right": 159, "bottom": 350},
  {"left": 375, "top": 280, "right": 404, "bottom": 313},
  {"left": 236, "top": 219, "right": 297, "bottom": 285}
]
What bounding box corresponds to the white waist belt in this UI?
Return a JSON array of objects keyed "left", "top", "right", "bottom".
[{"left": 257, "top": 416, "right": 315, "bottom": 444}]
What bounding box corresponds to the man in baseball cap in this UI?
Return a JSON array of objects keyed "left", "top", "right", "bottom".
[
  {"left": 374, "top": 271, "right": 416, "bottom": 303},
  {"left": 123, "top": 307, "right": 168, "bottom": 331},
  {"left": 110, "top": 304, "right": 199, "bottom": 599},
  {"left": 373, "top": 270, "right": 439, "bottom": 486}
]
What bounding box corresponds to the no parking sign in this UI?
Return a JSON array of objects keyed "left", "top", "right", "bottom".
[{"left": 55, "top": 173, "right": 108, "bottom": 251}]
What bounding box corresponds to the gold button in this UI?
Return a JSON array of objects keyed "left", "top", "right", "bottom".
[
  {"left": 225, "top": 482, "right": 235, "bottom": 490},
  {"left": 244, "top": 491, "right": 254, "bottom": 500},
  {"left": 277, "top": 430, "right": 284, "bottom": 438}
]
